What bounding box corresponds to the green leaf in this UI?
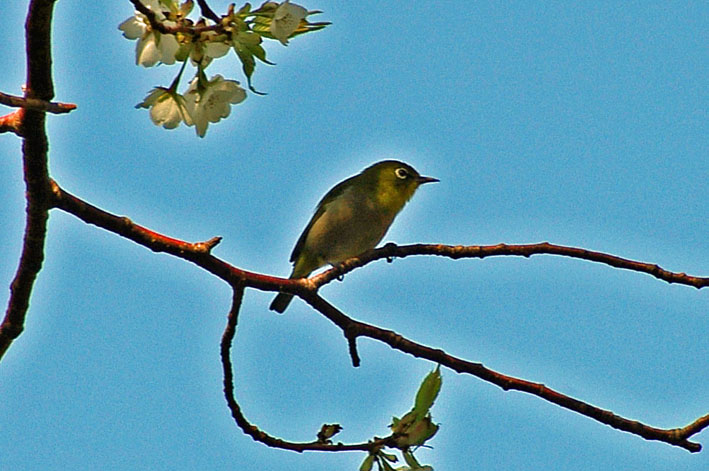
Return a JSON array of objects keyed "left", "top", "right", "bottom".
[
  {"left": 413, "top": 366, "right": 442, "bottom": 420},
  {"left": 316, "top": 423, "right": 342, "bottom": 442},
  {"left": 403, "top": 450, "right": 422, "bottom": 469},
  {"left": 380, "top": 451, "right": 398, "bottom": 463},
  {"left": 359, "top": 454, "right": 375, "bottom": 471},
  {"left": 236, "top": 2, "right": 252, "bottom": 16},
  {"left": 237, "top": 32, "right": 274, "bottom": 65},
  {"left": 379, "top": 456, "right": 396, "bottom": 471},
  {"left": 233, "top": 42, "right": 254, "bottom": 78},
  {"left": 249, "top": 16, "right": 330, "bottom": 42},
  {"left": 179, "top": 0, "right": 194, "bottom": 17},
  {"left": 250, "top": 1, "right": 278, "bottom": 16},
  {"left": 232, "top": 44, "right": 262, "bottom": 94},
  {"left": 174, "top": 43, "right": 191, "bottom": 62}
]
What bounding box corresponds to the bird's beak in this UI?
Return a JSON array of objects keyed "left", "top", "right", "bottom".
[{"left": 417, "top": 175, "right": 439, "bottom": 184}]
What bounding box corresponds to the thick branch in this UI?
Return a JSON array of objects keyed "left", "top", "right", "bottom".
[
  {"left": 50, "top": 180, "right": 222, "bottom": 255},
  {"left": 311, "top": 243, "right": 709, "bottom": 290},
  {"left": 25, "top": 0, "right": 55, "bottom": 101},
  {"left": 50, "top": 181, "right": 296, "bottom": 292},
  {"left": 303, "top": 293, "right": 709, "bottom": 453},
  {"left": 0, "top": 0, "right": 56, "bottom": 361}
]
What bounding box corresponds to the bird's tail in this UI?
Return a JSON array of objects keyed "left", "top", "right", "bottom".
[
  {"left": 269, "top": 293, "right": 294, "bottom": 314},
  {"left": 270, "top": 257, "right": 315, "bottom": 314}
]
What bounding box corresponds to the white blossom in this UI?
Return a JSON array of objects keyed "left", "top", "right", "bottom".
[
  {"left": 136, "top": 87, "right": 191, "bottom": 129},
  {"left": 118, "top": 0, "right": 179, "bottom": 67},
  {"left": 270, "top": 1, "right": 308, "bottom": 45},
  {"left": 184, "top": 75, "right": 246, "bottom": 137}
]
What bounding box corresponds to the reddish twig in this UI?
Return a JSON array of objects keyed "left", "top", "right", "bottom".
[
  {"left": 49, "top": 181, "right": 297, "bottom": 292},
  {"left": 0, "top": 109, "right": 25, "bottom": 136},
  {"left": 0, "top": 91, "right": 76, "bottom": 114},
  {"left": 220, "top": 283, "right": 396, "bottom": 453},
  {"left": 302, "top": 293, "right": 709, "bottom": 453},
  {"left": 50, "top": 180, "right": 222, "bottom": 255},
  {"left": 311, "top": 242, "right": 709, "bottom": 290},
  {"left": 0, "top": 0, "right": 57, "bottom": 361}
]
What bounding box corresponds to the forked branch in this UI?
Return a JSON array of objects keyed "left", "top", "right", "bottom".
[
  {"left": 303, "top": 293, "right": 709, "bottom": 453},
  {"left": 46, "top": 182, "right": 709, "bottom": 453}
]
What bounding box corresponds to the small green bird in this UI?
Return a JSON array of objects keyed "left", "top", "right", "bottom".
[{"left": 270, "top": 160, "right": 438, "bottom": 313}]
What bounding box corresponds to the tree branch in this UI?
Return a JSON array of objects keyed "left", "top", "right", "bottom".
[
  {"left": 0, "top": 90, "right": 76, "bottom": 114},
  {"left": 0, "top": 0, "right": 57, "bottom": 361},
  {"left": 50, "top": 180, "right": 222, "bottom": 255},
  {"left": 196, "top": 0, "right": 220, "bottom": 23},
  {"left": 311, "top": 242, "right": 709, "bottom": 290},
  {"left": 303, "top": 293, "right": 709, "bottom": 453},
  {"left": 46, "top": 182, "right": 708, "bottom": 452},
  {"left": 220, "top": 282, "right": 396, "bottom": 453},
  {"left": 49, "top": 181, "right": 287, "bottom": 291},
  {"left": 0, "top": 109, "right": 25, "bottom": 136}
]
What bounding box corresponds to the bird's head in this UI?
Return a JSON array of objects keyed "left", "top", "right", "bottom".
[{"left": 361, "top": 160, "right": 438, "bottom": 212}]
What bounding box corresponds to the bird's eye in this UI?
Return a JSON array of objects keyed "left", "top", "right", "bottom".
[{"left": 395, "top": 168, "right": 409, "bottom": 180}]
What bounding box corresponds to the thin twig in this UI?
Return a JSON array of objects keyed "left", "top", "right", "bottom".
[
  {"left": 220, "top": 283, "right": 395, "bottom": 452},
  {"left": 0, "top": 109, "right": 25, "bottom": 136},
  {"left": 196, "top": 0, "right": 220, "bottom": 22},
  {"left": 311, "top": 243, "right": 709, "bottom": 290},
  {"left": 0, "top": 91, "right": 76, "bottom": 114}
]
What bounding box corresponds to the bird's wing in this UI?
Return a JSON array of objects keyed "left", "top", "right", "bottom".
[{"left": 289, "top": 174, "right": 357, "bottom": 263}]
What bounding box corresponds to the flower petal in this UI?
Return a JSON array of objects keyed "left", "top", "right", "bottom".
[
  {"left": 136, "top": 87, "right": 170, "bottom": 108},
  {"left": 271, "top": 1, "right": 308, "bottom": 45},
  {"left": 204, "top": 40, "right": 230, "bottom": 60},
  {"left": 118, "top": 17, "right": 146, "bottom": 39},
  {"left": 150, "top": 93, "right": 183, "bottom": 128},
  {"left": 157, "top": 33, "right": 179, "bottom": 65},
  {"left": 136, "top": 33, "right": 161, "bottom": 67}
]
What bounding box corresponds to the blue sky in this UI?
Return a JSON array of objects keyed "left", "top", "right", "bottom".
[{"left": 1, "top": 1, "right": 707, "bottom": 470}]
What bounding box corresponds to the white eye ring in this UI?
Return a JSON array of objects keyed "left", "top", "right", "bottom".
[{"left": 395, "top": 168, "right": 409, "bottom": 179}]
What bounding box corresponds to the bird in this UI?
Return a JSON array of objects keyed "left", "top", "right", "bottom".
[{"left": 269, "top": 160, "right": 438, "bottom": 313}]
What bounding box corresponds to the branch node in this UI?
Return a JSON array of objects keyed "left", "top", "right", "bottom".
[{"left": 194, "top": 236, "right": 222, "bottom": 253}]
